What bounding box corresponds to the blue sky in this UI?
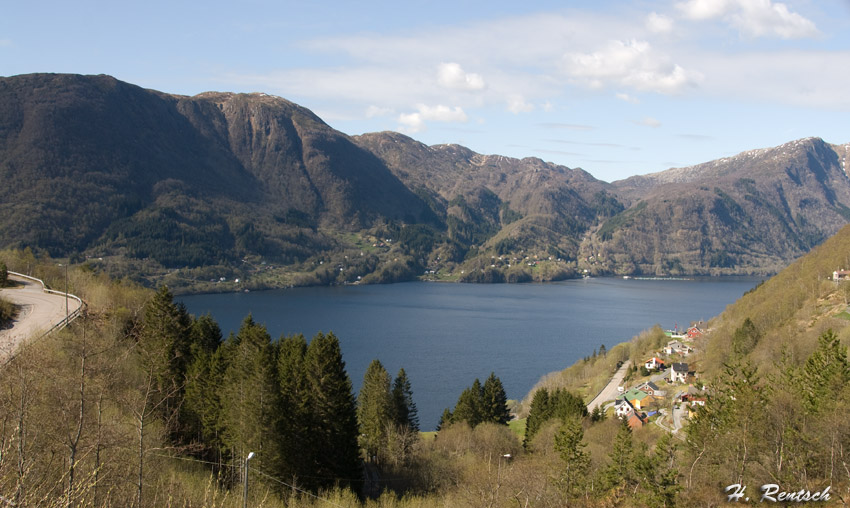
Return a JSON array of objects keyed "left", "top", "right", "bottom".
[{"left": 3, "top": 0, "right": 849, "bottom": 182}]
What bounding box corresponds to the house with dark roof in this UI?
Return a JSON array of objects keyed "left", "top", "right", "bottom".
[
  {"left": 615, "top": 398, "right": 635, "bottom": 419},
  {"left": 671, "top": 362, "right": 689, "bottom": 383},
  {"left": 635, "top": 381, "right": 666, "bottom": 397}
]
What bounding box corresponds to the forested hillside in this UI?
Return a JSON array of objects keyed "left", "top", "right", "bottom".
[
  {"left": 514, "top": 223, "right": 850, "bottom": 506},
  {"left": 2, "top": 73, "right": 850, "bottom": 290},
  {"left": 7, "top": 225, "right": 850, "bottom": 506}
]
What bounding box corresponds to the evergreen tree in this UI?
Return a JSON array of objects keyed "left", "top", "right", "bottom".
[
  {"left": 437, "top": 408, "right": 453, "bottom": 430},
  {"left": 636, "top": 433, "right": 681, "bottom": 508},
  {"left": 604, "top": 418, "right": 636, "bottom": 491},
  {"left": 524, "top": 388, "right": 550, "bottom": 448},
  {"left": 0, "top": 261, "right": 7, "bottom": 287},
  {"left": 181, "top": 313, "right": 225, "bottom": 452},
  {"left": 392, "top": 368, "right": 419, "bottom": 431},
  {"left": 304, "top": 332, "right": 361, "bottom": 490},
  {"left": 554, "top": 417, "right": 590, "bottom": 500},
  {"left": 358, "top": 359, "right": 393, "bottom": 462},
  {"left": 189, "top": 313, "right": 222, "bottom": 356},
  {"left": 452, "top": 385, "right": 482, "bottom": 427},
  {"left": 219, "top": 316, "right": 283, "bottom": 483},
  {"left": 590, "top": 404, "right": 605, "bottom": 422},
  {"left": 481, "top": 372, "right": 511, "bottom": 425},
  {"left": 550, "top": 388, "right": 588, "bottom": 421},
  {"left": 599, "top": 344, "right": 607, "bottom": 356},
  {"left": 136, "top": 286, "right": 192, "bottom": 432},
  {"left": 800, "top": 329, "right": 850, "bottom": 413},
  {"left": 277, "top": 334, "right": 312, "bottom": 484},
  {"left": 732, "top": 317, "right": 761, "bottom": 355}
]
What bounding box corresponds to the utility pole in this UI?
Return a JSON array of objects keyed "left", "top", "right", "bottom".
[
  {"left": 64, "top": 262, "right": 69, "bottom": 326},
  {"left": 243, "top": 451, "right": 255, "bottom": 508}
]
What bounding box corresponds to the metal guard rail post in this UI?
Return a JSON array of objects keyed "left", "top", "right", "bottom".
[{"left": 7, "top": 270, "right": 86, "bottom": 337}]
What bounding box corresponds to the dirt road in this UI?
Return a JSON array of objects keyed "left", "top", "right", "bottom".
[
  {"left": 0, "top": 274, "right": 82, "bottom": 362},
  {"left": 586, "top": 360, "right": 632, "bottom": 413}
]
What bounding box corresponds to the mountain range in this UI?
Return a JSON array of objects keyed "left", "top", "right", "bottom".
[{"left": 2, "top": 73, "right": 849, "bottom": 289}]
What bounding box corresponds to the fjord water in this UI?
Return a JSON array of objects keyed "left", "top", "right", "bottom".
[{"left": 181, "top": 277, "right": 761, "bottom": 430}]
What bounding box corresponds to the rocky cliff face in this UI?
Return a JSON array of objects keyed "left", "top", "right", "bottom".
[{"left": 582, "top": 138, "right": 850, "bottom": 276}]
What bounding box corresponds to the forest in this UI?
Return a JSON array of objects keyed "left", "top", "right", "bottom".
[{"left": 4, "top": 224, "right": 850, "bottom": 507}]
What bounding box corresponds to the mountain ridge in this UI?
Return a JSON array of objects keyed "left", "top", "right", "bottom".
[{"left": 2, "top": 73, "right": 849, "bottom": 289}]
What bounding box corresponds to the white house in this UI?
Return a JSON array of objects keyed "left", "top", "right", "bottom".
[
  {"left": 644, "top": 357, "right": 665, "bottom": 370},
  {"left": 665, "top": 341, "right": 693, "bottom": 356},
  {"left": 615, "top": 398, "right": 636, "bottom": 419},
  {"left": 671, "top": 362, "right": 689, "bottom": 383}
]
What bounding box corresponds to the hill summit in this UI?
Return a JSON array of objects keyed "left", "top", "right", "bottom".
[{"left": 1, "top": 73, "right": 849, "bottom": 289}]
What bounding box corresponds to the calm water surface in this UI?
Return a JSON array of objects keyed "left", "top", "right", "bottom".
[{"left": 181, "top": 277, "right": 761, "bottom": 429}]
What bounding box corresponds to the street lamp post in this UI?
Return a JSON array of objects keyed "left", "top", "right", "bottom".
[
  {"left": 64, "top": 262, "right": 68, "bottom": 325},
  {"left": 243, "top": 451, "right": 255, "bottom": 508}
]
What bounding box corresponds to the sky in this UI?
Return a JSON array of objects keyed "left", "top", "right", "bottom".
[{"left": 3, "top": 0, "right": 850, "bottom": 182}]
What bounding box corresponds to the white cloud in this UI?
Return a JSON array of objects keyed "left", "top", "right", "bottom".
[
  {"left": 646, "top": 12, "right": 674, "bottom": 34},
  {"left": 437, "top": 62, "right": 486, "bottom": 91},
  {"left": 638, "top": 117, "right": 662, "bottom": 128},
  {"left": 616, "top": 92, "right": 640, "bottom": 103},
  {"left": 365, "top": 105, "right": 394, "bottom": 118},
  {"left": 677, "top": 0, "right": 733, "bottom": 20},
  {"left": 507, "top": 95, "right": 534, "bottom": 113},
  {"left": 676, "top": 0, "right": 819, "bottom": 38},
  {"left": 696, "top": 49, "right": 850, "bottom": 110},
  {"left": 0, "top": 39, "right": 11, "bottom": 48},
  {"left": 566, "top": 39, "right": 699, "bottom": 94},
  {"left": 398, "top": 104, "right": 468, "bottom": 132}
]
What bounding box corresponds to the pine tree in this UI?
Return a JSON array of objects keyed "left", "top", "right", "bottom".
[
  {"left": 732, "top": 317, "right": 761, "bottom": 355},
  {"left": 437, "top": 408, "right": 453, "bottom": 430},
  {"left": 358, "top": 359, "right": 393, "bottom": 462},
  {"left": 136, "top": 286, "right": 192, "bottom": 433},
  {"left": 189, "top": 313, "right": 222, "bottom": 356},
  {"left": 392, "top": 368, "right": 419, "bottom": 431},
  {"left": 604, "top": 418, "right": 636, "bottom": 491},
  {"left": 219, "top": 316, "right": 283, "bottom": 483},
  {"left": 550, "top": 388, "right": 588, "bottom": 421},
  {"left": 636, "top": 433, "right": 681, "bottom": 507},
  {"left": 181, "top": 313, "right": 225, "bottom": 451},
  {"left": 304, "top": 332, "right": 361, "bottom": 490},
  {"left": 452, "top": 385, "right": 482, "bottom": 427},
  {"left": 590, "top": 404, "right": 605, "bottom": 422},
  {"left": 481, "top": 372, "right": 511, "bottom": 425},
  {"left": 524, "top": 388, "right": 550, "bottom": 448},
  {"left": 554, "top": 417, "right": 590, "bottom": 500},
  {"left": 800, "top": 329, "right": 850, "bottom": 413},
  {"left": 277, "top": 333, "right": 311, "bottom": 484}
]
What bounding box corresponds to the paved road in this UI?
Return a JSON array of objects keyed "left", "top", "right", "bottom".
[
  {"left": 0, "top": 274, "right": 82, "bottom": 362},
  {"left": 672, "top": 403, "right": 685, "bottom": 432},
  {"left": 587, "top": 359, "right": 632, "bottom": 413}
]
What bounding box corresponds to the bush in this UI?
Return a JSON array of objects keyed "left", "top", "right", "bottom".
[{"left": 0, "top": 296, "right": 15, "bottom": 325}]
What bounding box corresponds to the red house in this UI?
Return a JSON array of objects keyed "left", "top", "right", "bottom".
[{"left": 687, "top": 326, "right": 703, "bottom": 339}]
